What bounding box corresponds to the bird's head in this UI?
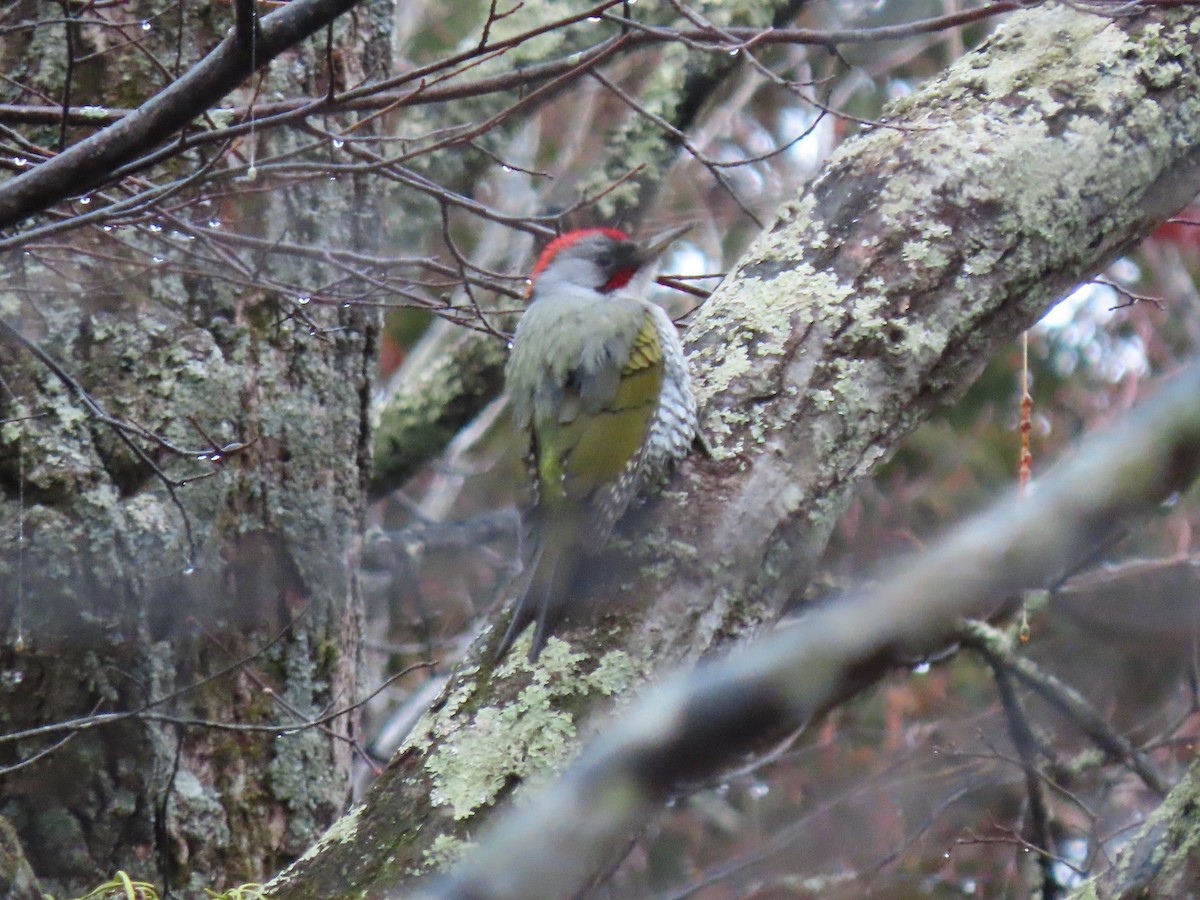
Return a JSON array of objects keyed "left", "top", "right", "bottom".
[{"left": 527, "top": 226, "right": 689, "bottom": 298}]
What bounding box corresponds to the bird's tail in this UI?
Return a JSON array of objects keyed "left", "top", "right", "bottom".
[{"left": 495, "top": 524, "right": 577, "bottom": 662}]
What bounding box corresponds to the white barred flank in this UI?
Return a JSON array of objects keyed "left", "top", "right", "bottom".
[{"left": 641, "top": 302, "right": 699, "bottom": 489}]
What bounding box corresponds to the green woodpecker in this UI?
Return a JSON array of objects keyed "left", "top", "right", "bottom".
[{"left": 497, "top": 226, "right": 699, "bottom": 661}]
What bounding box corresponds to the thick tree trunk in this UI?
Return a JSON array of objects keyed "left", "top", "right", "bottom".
[
  {"left": 267, "top": 7, "right": 1200, "bottom": 897},
  {"left": 0, "top": 3, "right": 387, "bottom": 896}
]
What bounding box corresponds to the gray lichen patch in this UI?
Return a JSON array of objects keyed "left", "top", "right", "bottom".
[
  {"left": 420, "top": 833, "right": 475, "bottom": 873},
  {"left": 268, "top": 634, "right": 346, "bottom": 849},
  {"left": 426, "top": 684, "right": 577, "bottom": 820},
  {"left": 420, "top": 640, "right": 646, "bottom": 829},
  {"left": 687, "top": 254, "right": 852, "bottom": 458}
]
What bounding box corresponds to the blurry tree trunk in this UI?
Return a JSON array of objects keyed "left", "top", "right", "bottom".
[
  {"left": 267, "top": 8, "right": 1200, "bottom": 897},
  {"left": 0, "top": 3, "right": 387, "bottom": 897}
]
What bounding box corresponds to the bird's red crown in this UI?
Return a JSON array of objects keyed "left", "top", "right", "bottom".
[{"left": 528, "top": 227, "right": 631, "bottom": 285}]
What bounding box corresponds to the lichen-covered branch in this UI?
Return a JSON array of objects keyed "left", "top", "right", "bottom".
[
  {"left": 370, "top": 322, "right": 508, "bottom": 499},
  {"left": 267, "top": 7, "right": 1200, "bottom": 897}
]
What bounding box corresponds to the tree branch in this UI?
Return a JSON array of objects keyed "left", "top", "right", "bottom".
[
  {"left": 0, "top": 0, "right": 365, "bottom": 230},
  {"left": 1075, "top": 754, "right": 1200, "bottom": 897},
  {"left": 962, "top": 620, "right": 1170, "bottom": 797}
]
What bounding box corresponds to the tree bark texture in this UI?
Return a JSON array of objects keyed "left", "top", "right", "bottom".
[
  {"left": 268, "top": 6, "right": 1200, "bottom": 898},
  {"left": 0, "top": 2, "right": 388, "bottom": 895}
]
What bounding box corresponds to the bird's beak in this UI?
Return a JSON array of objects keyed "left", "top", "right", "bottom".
[{"left": 636, "top": 224, "right": 693, "bottom": 268}]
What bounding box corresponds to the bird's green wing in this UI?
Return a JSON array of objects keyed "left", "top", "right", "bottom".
[{"left": 535, "top": 310, "right": 664, "bottom": 510}]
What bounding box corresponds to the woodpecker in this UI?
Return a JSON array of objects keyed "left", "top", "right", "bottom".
[{"left": 497, "top": 226, "right": 699, "bottom": 661}]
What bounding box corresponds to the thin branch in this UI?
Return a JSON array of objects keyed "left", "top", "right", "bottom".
[
  {"left": 961, "top": 620, "right": 1170, "bottom": 797},
  {"left": 989, "top": 657, "right": 1059, "bottom": 899},
  {"left": 0, "top": 0, "right": 368, "bottom": 229},
  {"left": 589, "top": 68, "right": 764, "bottom": 227},
  {"left": 0, "top": 0, "right": 1038, "bottom": 218},
  {"left": 1093, "top": 276, "right": 1165, "bottom": 310}
]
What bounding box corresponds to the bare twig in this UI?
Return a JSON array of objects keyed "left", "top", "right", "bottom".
[{"left": 961, "top": 620, "right": 1169, "bottom": 797}]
